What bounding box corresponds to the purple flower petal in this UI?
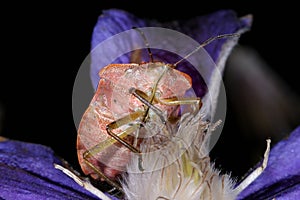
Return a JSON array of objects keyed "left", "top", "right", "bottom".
[
  {"left": 0, "top": 138, "right": 116, "bottom": 200},
  {"left": 160, "top": 10, "right": 251, "bottom": 63},
  {"left": 237, "top": 126, "right": 300, "bottom": 199},
  {"left": 90, "top": 8, "right": 252, "bottom": 98}
]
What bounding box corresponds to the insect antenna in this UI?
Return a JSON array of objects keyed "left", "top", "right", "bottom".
[
  {"left": 133, "top": 27, "right": 154, "bottom": 62},
  {"left": 174, "top": 33, "right": 240, "bottom": 67}
]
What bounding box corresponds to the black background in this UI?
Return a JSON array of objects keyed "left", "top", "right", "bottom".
[{"left": 1, "top": 1, "right": 300, "bottom": 181}]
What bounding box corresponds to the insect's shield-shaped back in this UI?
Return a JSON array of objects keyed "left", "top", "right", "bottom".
[{"left": 73, "top": 27, "right": 227, "bottom": 172}]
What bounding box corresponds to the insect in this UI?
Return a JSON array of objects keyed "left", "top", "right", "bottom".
[{"left": 76, "top": 28, "right": 239, "bottom": 194}]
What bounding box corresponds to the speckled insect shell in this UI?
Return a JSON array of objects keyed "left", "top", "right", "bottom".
[
  {"left": 121, "top": 111, "right": 238, "bottom": 200},
  {"left": 77, "top": 61, "right": 194, "bottom": 181}
]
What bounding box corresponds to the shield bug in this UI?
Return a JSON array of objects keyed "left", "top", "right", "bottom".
[{"left": 76, "top": 28, "right": 239, "bottom": 194}]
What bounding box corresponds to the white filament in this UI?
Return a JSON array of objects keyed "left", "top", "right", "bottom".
[
  {"left": 122, "top": 111, "right": 271, "bottom": 200},
  {"left": 122, "top": 112, "right": 236, "bottom": 200}
]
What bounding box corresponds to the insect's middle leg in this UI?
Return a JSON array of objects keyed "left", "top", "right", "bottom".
[
  {"left": 83, "top": 110, "right": 146, "bottom": 188},
  {"left": 84, "top": 110, "right": 145, "bottom": 159},
  {"left": 106, "top": 110, "right": 145, "bottom": 153}
]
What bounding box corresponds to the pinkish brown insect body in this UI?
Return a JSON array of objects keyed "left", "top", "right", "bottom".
[
  {"left": 77, "top": 61, "right": 200, "bottom": 190},
  {"left": 76, "top": 32, "right": 239, "bottom": 193}
]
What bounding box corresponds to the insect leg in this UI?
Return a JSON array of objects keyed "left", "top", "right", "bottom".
[
  {"left": 83, "top": 158, "right": 124, "bottom": 193},
  {"left": 82, "top": 111, "right": 145, "bottom": 192},
  {"left": 129, "top": 87, "right": 166, "bottom": 124},
  {"left": 154, "top": 96, "right": 202, "bottom": 124},
  {"left": 105, "top": 110, "right": 145, "bottom": 153},
  {"left": 128, "top": 87, "right": 203, "bottom": 131},
  {"left": 128, "top": 87, "right": 202, "bottom": 112},
  {"left": 84, "top": 110, "right": 144, "bottom": 159},
  {"left": 83, "top": 124, "right": 143, "bottom": 193},
  {"left": 158, "top": 97, "right": 201, "bottom": 106},
  {"left": 107, "top": 110, "right": 155, "bottom": 171},
  {"left": 157, "top": 96, "right": 202, "bottom": 110}
]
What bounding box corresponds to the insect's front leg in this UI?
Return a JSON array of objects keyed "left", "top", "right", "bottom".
[
  {"left": 130, "top": 87, "right": 202, "bottom": 111},
  {"left": 129, "top": 87, "right": 166, "bottom": 124},
  {"left": 157, "top": 96, "right": 202, "bottom": 109},
  {"left": 130, "top": 88, "right": 202, "bottom": 123},
  {"left": 157, "top": 97, "right": 202, "bottom": 124}
]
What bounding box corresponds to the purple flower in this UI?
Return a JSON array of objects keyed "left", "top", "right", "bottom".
[
  {"left": 0, "top": 138, "right": 100, "bottom": 199},
  {"left": 237, "top": 126, "right": 300, "bottom": 199},
  {"left": 1, "top": 8, "right": 299, "bottom": 200}
]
